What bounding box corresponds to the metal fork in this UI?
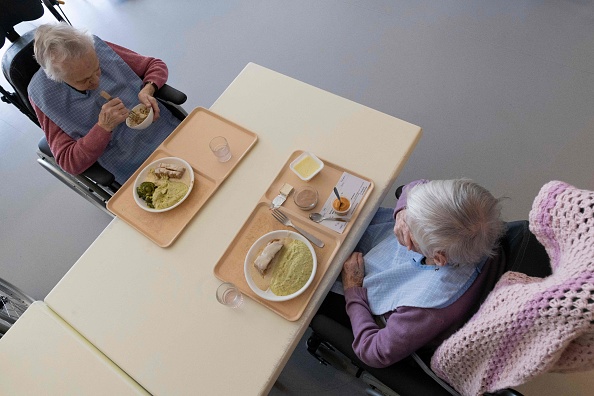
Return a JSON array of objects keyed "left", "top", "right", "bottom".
[{"left": 271, "top": 209, "right": 325, "bottom": 248}]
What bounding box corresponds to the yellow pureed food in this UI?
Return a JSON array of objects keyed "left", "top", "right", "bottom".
[
  {"left": 138, "top": 167, "right": 189, "bottom": 210},
  {"left": 269, "top": 239, "right": 314, "bottom": 296},
  {"left": 151, "top": 179, "right": 188, "bottom": 210}
]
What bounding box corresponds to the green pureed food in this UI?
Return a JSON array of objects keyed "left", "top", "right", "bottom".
[
  {"left": 270, "top": 240, "right": 313, "bottom": 296},
  {"left": 136, "top": 169, "right": 189, "bottom": 210}
]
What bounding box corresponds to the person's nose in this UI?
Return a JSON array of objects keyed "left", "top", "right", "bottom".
[{"left": 89, "top": 71, "right": 101, "bottom": 88}]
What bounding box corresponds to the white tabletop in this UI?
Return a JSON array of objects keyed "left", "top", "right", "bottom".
[
  {"left": 44, "top": 63, "right": 421, "bottom": 395},
  {"left": 0, "top": 302, "right": 148, "bottom": 395}
]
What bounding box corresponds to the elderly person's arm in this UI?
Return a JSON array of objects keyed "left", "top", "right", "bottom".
[
  {"left": 342, "top": 252, "right": 449, "bottom": 367},
  {"left": 342, "top": 254, "right": 505, "bottom": 368},
  {"left": 344, "top": 286, "right": 450, "bottom": 367},
  {"left": 106, "top": 42, "right": 168, "bottom": 120},
  {"left": 34, "top": 109, "right": 112, "bottom": 175},
  {"left": 31, "top": 43, "right": 168, "bottom": 176}
]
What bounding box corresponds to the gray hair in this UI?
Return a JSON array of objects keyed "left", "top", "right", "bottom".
[
  {"left": 406, "top": 179, "right": 505, "bottom": 266},
  {"left": 33, "top": 23, "right": 95, "bottom": 82}
]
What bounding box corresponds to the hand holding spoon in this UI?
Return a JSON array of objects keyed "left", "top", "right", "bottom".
[{"left": 309, "top": 213, "right": 348, "bottom": 223}]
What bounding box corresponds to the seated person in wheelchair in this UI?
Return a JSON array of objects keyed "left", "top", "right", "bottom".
[
  {"left": 28, "top": 23, "right": 181, "bottom": 184},
  {"left": 322, "top": 179, "right": 506, "bottom": 368}
]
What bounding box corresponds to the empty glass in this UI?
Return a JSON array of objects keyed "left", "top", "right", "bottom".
[
  {"left": 216, "top": 282, "right": 243, "bottom": 308},
  {"left": 209, "top": 136, "right": 232, "bottom": 162}
]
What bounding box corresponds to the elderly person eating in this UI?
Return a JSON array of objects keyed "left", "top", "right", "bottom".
[
  {"left": 319, "top": 179, "right": 507, "bottom": 368},
  {"left": 28, "top": 23, "right": 181, "bottom": 184}
]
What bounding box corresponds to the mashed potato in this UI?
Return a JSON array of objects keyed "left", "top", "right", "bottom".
[{"left": 270, "top": 240, "right": 313, "bottom": 296}]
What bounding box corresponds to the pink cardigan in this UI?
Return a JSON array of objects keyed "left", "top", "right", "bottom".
[{"left": 430, "top": 181, "right": 594, "bottom": 396}]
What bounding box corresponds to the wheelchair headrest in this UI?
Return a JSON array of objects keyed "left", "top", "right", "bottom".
[
  {"left": 0, "top": 0, "right": 44, "bottom": 36},
  {"left": 1, "top": 30, "right": 40, "bottom": 116}
]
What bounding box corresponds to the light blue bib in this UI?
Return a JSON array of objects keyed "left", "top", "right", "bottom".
[
  {"left": 329, "top": 207, "right": 486, "bottom": 312},
  {"left": 29, "top": 37, "right": 180, "bottom": 183},
  {"left": 363, "top": 234, "right": 485, "bottom": 315}
]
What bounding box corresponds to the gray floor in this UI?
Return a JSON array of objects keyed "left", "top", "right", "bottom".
[{"left": 1, "top": 1, "right": 593, "bottom": 395}]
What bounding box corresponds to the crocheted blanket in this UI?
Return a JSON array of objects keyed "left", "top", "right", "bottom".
[{"left": 430, "top": 181, "right": 594, "bottom": 396}]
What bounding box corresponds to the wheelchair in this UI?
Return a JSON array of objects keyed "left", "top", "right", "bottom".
[
  {"left": 0, "top": 277, "right": 35, "bottom": 338},
  {"left": 1, "top": 0, "right": 188, "bottom": 215},
  {"left": 306, "top": 187, "right": 552, "bottom": 396}
]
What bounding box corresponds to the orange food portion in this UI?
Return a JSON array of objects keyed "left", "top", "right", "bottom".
[{"left": 332, "top": 197, "right": 350, "bottom": 212}]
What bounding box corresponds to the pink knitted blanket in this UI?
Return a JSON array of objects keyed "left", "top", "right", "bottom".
[{"left": 430, "top": 181, "right": 594, "bottom": 396}]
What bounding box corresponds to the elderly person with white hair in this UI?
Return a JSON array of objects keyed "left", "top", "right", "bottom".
[
  {"left": 28, "top": 23, "right": 181, "bottom": 184},
  {"left": 319, "top": 179, "right": 506, "bottom": 368}
]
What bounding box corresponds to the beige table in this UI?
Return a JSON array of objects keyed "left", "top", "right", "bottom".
[
  {"left": 44, "top": 63, "right": 421, "bottom": 395},
  {"left": 0, "top": 302, "right": 148, "bottom": 395}
]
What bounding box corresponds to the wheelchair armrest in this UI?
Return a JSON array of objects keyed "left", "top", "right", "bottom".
[
  {"left": 82, "top": 162, "right": 116, "bottom": 187},
  {"left": 155, "top": 83, "right": 187, "bottom": 105},
  {"left": 37, "top": 136, "right": 117, "bottom": 187},
  {"left": 310, "top": 314, "right": 364, "bottom": 366}
]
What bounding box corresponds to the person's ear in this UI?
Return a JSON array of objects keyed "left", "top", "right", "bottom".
[{"left": 433, "top": 251, "right": 448, "bottom": 266}]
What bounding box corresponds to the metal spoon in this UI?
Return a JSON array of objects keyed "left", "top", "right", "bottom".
[
  {"left": 333, "top": 187, "right": 342, "bottom": 204},
  {"left": 309, "top": 213, "right": 348, "bottom": 223},
  {"left": 334, "top": 187, "right": 342, "bottom": 209}
]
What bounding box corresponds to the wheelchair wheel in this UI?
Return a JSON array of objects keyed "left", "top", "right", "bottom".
[{"left": 0, "top": 278, "right": 35, "bottom": 337}]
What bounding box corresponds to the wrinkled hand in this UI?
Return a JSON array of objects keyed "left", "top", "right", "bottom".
[
  {"left": 394, "top": 209, "right": 415, "bottom": 251},
  {"left": 97, "top": 98, "right": 129, "bottom": 131},
  {"left": 342, "top": 252, "right": 365, "bottom": 289},
  {"left": 139, "top": 84, "right": 160, "bottom": 121}
]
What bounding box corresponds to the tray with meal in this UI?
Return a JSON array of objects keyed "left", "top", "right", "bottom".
[
  {"left": 106, "top": 107, "right": 258, "bottom": 247},
  {"left": 213, "top": 150, "right": 374, "bottom": 321}
]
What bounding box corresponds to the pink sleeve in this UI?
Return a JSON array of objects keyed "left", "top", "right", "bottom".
[
  {"left": 31, "top": 99, "right": 111, "bottom": 175},
  {"left": 106, "top": 42, "right": 168, "bottom": 88}
]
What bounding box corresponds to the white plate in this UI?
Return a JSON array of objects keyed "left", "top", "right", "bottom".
[
  {"left": 244, "top": 230, "right": 317, "bottom": 302},
  {"left": 133, "top": 157, "right": 195, "bottom": 212}
]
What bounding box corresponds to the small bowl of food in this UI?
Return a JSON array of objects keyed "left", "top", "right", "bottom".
[
  {"left": 332, "top": 196, "right": 351, "bottom": 216},
  {"left": 133, "top": 156, "right": 194, "bottom": 212},
  {"left": 290, "top": 152, "right": 324, "bottom": 181},
  {"left": 293, "top": 185, "right": 318, "bottom": 210},
  {"left": 244, "top": 230, "right": 317, "bottom": 302},
  {"left": 126, "top": 103, "right": 154, "bottom": 130}
]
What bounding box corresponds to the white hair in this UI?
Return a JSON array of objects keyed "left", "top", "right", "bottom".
[
  {"left": 406, "top": 179, "right": 505, "bottom": 266},
  {"left": 33, "top": 23, "right": 95, "bottom": 82}
]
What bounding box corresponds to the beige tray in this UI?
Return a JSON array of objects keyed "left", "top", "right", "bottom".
[
  {"left": 107, "top": 107, "right": 258, "bottom": 247},
  {"left": 213, "top": 151, "right": 374, "bottom": 321}
]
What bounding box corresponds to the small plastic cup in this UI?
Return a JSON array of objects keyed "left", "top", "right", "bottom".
[
  {"left": 289, "top": 152, "right": 324, "bottom": 181},
  {"left": 332, "top": 197, "right": 351, "bottom": 216},
  {"left": 216, "top": 282, "right": 243, "bottom": 308},
  {"left": 209, "top": 136, "right": 232, "bottom": 162},
  {"left": 293, "top": 185, "right": 319, "bottom": 210}
]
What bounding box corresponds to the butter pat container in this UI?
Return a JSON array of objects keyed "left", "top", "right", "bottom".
[{"left": 289, "top": 152, "right": 324, "bottom": 181}]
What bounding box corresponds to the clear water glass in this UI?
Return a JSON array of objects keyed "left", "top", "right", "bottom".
[
  {"left": 209, "top": 136, "right": 232, "bottom": 162},
  {"left": 216, "top": 282, "right": 243, "bottom": 308}
]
